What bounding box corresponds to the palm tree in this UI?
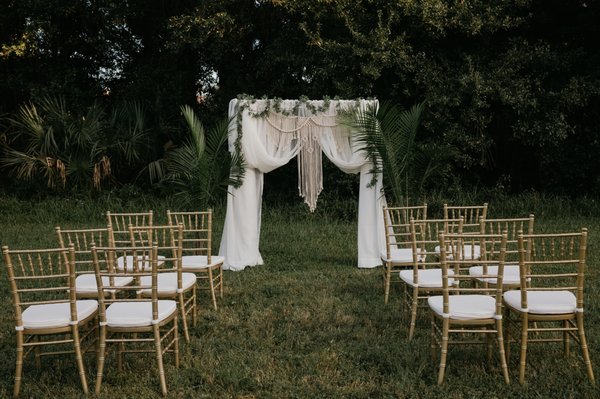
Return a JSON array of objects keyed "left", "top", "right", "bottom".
[
  {"left": 148, "top": 105, "right": 244, "bottom": 208},
  {"left": 345, "top": 101, "right": 454, "bottom": 205},
  {"left": 0, "top": 96, "right": 152, "bottom": 191}
]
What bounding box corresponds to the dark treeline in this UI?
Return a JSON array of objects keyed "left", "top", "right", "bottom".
[{"left": 1, "top": 0, "right": 599, "bottom": 198}]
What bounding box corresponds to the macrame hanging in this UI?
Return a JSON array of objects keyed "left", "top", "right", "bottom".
[{"left": 263, "top": 110, "right": 340, "bottom": 212}]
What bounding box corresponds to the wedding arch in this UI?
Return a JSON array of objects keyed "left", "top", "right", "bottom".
[{"left": 218, "top": 96, "right": 386, "bottom": 271}]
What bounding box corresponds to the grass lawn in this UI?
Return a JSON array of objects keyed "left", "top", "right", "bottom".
[{"left": 0, "top": 194, "right": 599, "bottom": 398}]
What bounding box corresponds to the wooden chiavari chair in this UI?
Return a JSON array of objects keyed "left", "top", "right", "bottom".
[
  {"left": 429, "top": 231, "right": 509, "bottom": 385},
  {"left": 503, "top": 229, "right": 595, "bottom": 384},
  {"left": 91, "top": 244, "right": 179, "bottom": 396},
  {"left": 2, "top": 245, "right": 98, "bottom": 397},
  {"left": 381, "top": 204, "right": 427, "bottom": 304},
  {"left": 167, "top": 209, "right": 224, "bottom": 310}
]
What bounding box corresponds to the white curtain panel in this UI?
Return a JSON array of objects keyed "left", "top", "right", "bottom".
[{"left": 219, "top": 98, "right": 385, "bottom": 270}]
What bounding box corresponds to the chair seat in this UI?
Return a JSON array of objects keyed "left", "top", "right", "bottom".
[
  {"left": 469, "top": 264, "right": 521, "bottom": 285},
  {"left": 105, "top": 300, "right": 177, "bottom": 327},
  {"left": 181, "top": 255, "right": 224, "bottom": 270},
  {"left": 116, "top": 255, "right": 166, "bottom": 272},
  {"left": 428, "top": 295, "right": 496, "bottom": 320},
  {"left": 21, "top": 300, "right": 98, "bottom": 329},
  {"left": 503, "top": 290, "right": 577, "bottom": 314},
  {"left": 435, "top": 244, "right": 481, "bottom": 260},
  {"left": 75, "top": 274, "right": 134, "bottom": 294},
  {"left": 399, "top": 268, "right": 455, "bottom": 288},
  {"left": 138, "top": 272, "right": 197, "bottom": 295},
  {"left": 380, "top": 247, "right": 419, "bottom": 263}
]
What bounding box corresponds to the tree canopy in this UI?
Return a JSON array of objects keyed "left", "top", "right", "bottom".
[{"left": 1, "top": 0, "right": 599, "bottom": 196}]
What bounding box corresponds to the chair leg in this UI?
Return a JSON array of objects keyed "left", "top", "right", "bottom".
[
  {"left": 563, "top": 320, "right": 570, "bottom": 356},
  {"left": 384, "top": 264, "right": 392, "bottom": 304},
  {"left": 208, "top": 268, "right": 218, "bottom": 310},
  {"left": 408, "top": 287, "right": 418, "bottom": 340},
  {"left": 14, "top": 331, "right": 24, "bottom": 398},
  {"left": 192, "top": 286, "right": 198, "bottom": 327},
  {"left": 519, "top": 313, "right": 529, "bottom": 384},
  {"left": 505, "top": 309, "right": 512, "bottom": 362},
  {"left": 174, "top": 314, "right": 180, "bottom": 368},
  {"left": 496, "top": 318, "right": 510, "bottom": 384},
  {"left": 437, "top": 318, "right": 450, "bottom": 385},
  {"left": 153, "top": 324, "right": 168, "bottom": 396},
  {"left": 95, "top": 325, "right": 107, "bottom": 395},
  {"left": 71, "top": 326, "right": 89, "bottom": 394},
  {"left": 219, "top": 266, "right": 224, "bottom": 298},
  {"left": 430, "top": 316, "right": 437, "bottom": 361},
  {"left": 34, "top": 335, "right": 41, "bottom": 369},
  {"left": 576, "top": 312, "right": 596, "bottom": 385},
  {"left": 178, "top": 293, "right": 190, "bottom": 343}
]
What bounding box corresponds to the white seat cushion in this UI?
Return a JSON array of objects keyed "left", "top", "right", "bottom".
[
  {"left": 22, "top": 300, "right": 98, "bottom": 329},
  {"left": 105, "top": 300, "right": 177, "bottom": 327},
  {"left": 399, "top": 268, "right": 455, "bottom": 288},
  {"left": 504, "top": 290, "right": 577, "bottom": 314},
  {"left": 116, "top": 255, "right": 166, "bottom": 272},
  {"left": 75, "top": 273, "right": 134, "bottom": 294},
  {"left": 380, "top": 247, "right": 413, "bottom": 263},
  {"left": 181, "top": 255, "right": 224, "bottom": 270},
  {"left": 469, "top": 264, "right": 521, "bottom": 285},
  {"left": 428, "top": 295, "right": 496, "bottom": 320},
  {"left": 435, "top": 244, "right": 481, "bottom": 260},
  {"left": 138, "top": 272, "right": 197, "bottom": 295}
]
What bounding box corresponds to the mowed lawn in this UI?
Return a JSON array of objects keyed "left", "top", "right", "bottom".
[{"left": 0, "top": 195, "right": 599, "bottom": 398}]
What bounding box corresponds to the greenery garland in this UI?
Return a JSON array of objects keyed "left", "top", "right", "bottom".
[{"left": 232, "top": 94, "right": 374, "bottom": 186}]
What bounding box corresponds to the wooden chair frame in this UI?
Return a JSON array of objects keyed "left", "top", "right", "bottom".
[
  {"left": 167, "top": 209, "right": 223, "bottom": 310},
  {"left": 401, "top": 217, "right": 463, "bottom": 340},
  {"left": 2, "top": 245, "right": 98, "bottom": 397},
  {"left": 91, "top": 244, "right": 179, "bottom": 396},
  {"left": 381, "top": 204, "right": 427, "bottom": 304},
  {"left": 430, "top": 231, "right": 509, "bottom": 385},
  {"left": 504, "top": 229, "right": 595, "bottom": 385},
  {"left": 128, "top": 223, "right": 197, "bottom": 343}
]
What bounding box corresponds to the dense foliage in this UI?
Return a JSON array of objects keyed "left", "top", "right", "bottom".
[{"left": 1, "top": 0, "right": 599, "bottom": 198}]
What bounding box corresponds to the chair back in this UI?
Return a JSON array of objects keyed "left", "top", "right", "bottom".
[
  {"left": 439, "top": 232, "right": 508, "bottom": 314},
  {"left": 166, "top": 210, "right": 213, "bottom": 263},
  {"left": 444, "top": 203, "right": 488, "bottom": 232},
  {"left": 128, "top": 223, "right": 184, "bottom": 275},
  {"left": 383, "top": 205, "right": 427, "bottom": 260},
  {"left": 2, "top": 245, "right": 77, "bottom": 331},
  {"left": 106, "top": 211, "right": 153, "bottom": 246},
  {"left": 408, "top": 217, "right": 463, "bottom": 283},
  {"left": 56, "top": 225, "right": 112, "bottom": 272},
  {"left": 480, "top": 215, "right": 534, "bottom": 263},
  {"left": 517, "top": 229, "right": 588, "bottom": 310},
  {"left": 91, "top": 244, "right": 160, "bottom": 323}
]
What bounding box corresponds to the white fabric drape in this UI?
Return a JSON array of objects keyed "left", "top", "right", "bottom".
[{"left": 219, "top": 98, "right": 385, "bottom": 270}]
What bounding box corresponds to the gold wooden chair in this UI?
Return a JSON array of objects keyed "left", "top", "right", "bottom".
[
  {"left": 503, "top": 229, "right": 595, "bottom": 385},
  {"left": 429, "top": 231, "right": 509, "bottom": 385},
  {"left": 106, "top": 210, "right": 153, "bottom": 246},
  {"left": 167, "top": 209, "right": 224, "bottom": 310},
  {"left": 91, "top": 244, "right": 179, "bottom": 396},
  {"left": 128, "top": 223, "right": 197, "bottom": 342},
  {"left": 401, "top": 217, "right": 463, "bottom": 340},
  {"left": 381, "top": 204, "right": 427, "bottom": 304},
  {"left": 2, "top": 245, "right": 99, "bottom": 397},
  {"left": 56, "top": 226, "right": 134, "bottom": 298},
  {"left": 469, "top": 215, "right": 535, "bottom": 289}
]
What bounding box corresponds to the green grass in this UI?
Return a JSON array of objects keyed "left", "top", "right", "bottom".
[{"left": 0, "top": 194, "right": 599, "bottom": 398}]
